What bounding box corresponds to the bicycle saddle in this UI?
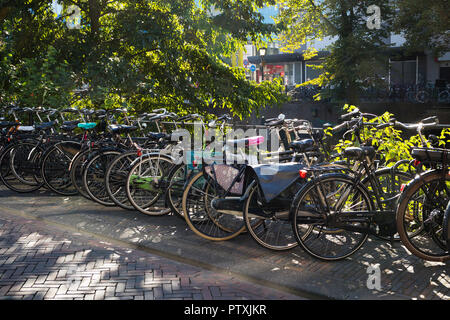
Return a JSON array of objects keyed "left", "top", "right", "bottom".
[
  {"left": 61, "top": 108, "right": 80, "bottom": 113},
  {"left": 147, "top": 132, "right": 170, "bottom": 140},
  {"left": 78, "top": 122, "right": 97, "bottom": 130},
  {"left": 0, "top": 121, "right": 18, "bottom": 129},
  {"left": 110, "top": 108, "right": 127, "bottom": 114},
  {"left": 63, "top": 120, "right": 80, "bottom": 126},
  {"left": 35, "top": 121, "right": 56, "bottom": 131},
  {"left": 17, "top": 125, "right": 35, "bottom": 132},
  {"left": 343, "top": 146, "right": 376, "bottom": 160},
  {"left": 61, "top": 120, "right": 80, "bottom": 132},
  {"left": 290, "top": 139, "right": 315, "bottom": 153},
  {"left": 265, "top": 118, "right": 284, "bottom": 127},
  {"left": 108, "top": 124, "right": 137, "bottom": 134},
  {"left": 81, "top": 109, "right": 95, "bottom": 115},
  {"left": 226, "top": 136, "right": 265, "bottom": 147}
]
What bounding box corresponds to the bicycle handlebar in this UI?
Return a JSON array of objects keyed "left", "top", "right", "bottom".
[
  {"left": 217, "top": 114, "right": 232, "bottom": 122},
  {"left": 340, "top": 108, "right": 360, "bottom": 120},
  {"left": 380, "top": 117, "right": 439, "bottom": 131},
  {"left": 178, "top": 114, "right": 203, "bottom": 122},
  {"left": 61, "top": 108, "right": 81, "bottom": 114},
  {"left": 332, "top": 121, "right": 349, "bottom": 132}
]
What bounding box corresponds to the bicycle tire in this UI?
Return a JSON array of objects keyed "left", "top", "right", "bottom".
[
  {"left": 69, "top": 148, "right": 95, "bottom": 200},
  {"left": 396, "top": 170, "right": 450, "bottom": 262},
  {"left": 291, "top": 173, "right": 372, "bottom": 261},
  {"left": 105, "top": 151, "right": 138, "bottom": 210},
  {"left": 125, "top": 154, "right": 173, "bottom": 216},
  {"left": 41, "top": 141, "right": 81, "bottom": 196},
  {"left": 243, "top": 180, "right": 301, "bottom": 251},
  {"left": 83, "top": 150, "right": 122, "bottom": 206},
  {"left": 164, "top": 163, "right": 192, "bottom": 219},
  {"left": 182, "top": 170, "right": 247, "bottom": 241},
  {"left": 0, "top": 142, "right": 45, "bottom": 193}
]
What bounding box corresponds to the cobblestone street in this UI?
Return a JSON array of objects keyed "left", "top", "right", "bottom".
[
  {"left": 2, "top": 0, "right": 450, "bottom": 305},
  {"left": 0, "top": 187, "right": 449, "bottom": 300},
  {"left": 0, "top": 210, "right": 301, "bottom": 300}
]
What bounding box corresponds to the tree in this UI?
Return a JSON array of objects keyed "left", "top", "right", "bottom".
[
  {"left": 276, "top": 0, "right": 395, "bottom": 103},
  {"left": 393, "top": 0, "right": 449, "bottom": 56},
  {"left": 0, "top": 0, "right": 287, "bottom": 119}
]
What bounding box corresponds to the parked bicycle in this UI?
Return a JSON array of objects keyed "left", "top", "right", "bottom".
[{"left": 1, "top": 104, "right": 448, "bottom": 263}]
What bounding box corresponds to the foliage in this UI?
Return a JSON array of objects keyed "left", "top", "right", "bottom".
[
  {"left": 438, "top": 128, "right": 450, "bottom": 148},
  {"left": 393, "top": 0, "right": 449, "bottom": 56},
  {"left": 275, "top": 0, "right": 395, "bottom": 103},
  {"left": 14, "top": 46, "right": 75, "bottom": 109},
  {"left": 0, "top": 0, "right": 287, "bottom": 118},
  {"left": 327, "top": 105, "right": 449, "bottom": 167},
  {"left": 274, "top": 0, "right": 449, "bottom": 103}
]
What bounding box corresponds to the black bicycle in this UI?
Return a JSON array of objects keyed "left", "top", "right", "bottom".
[{"left": 289, "top": 112, "right": 417, "bottom": 261}]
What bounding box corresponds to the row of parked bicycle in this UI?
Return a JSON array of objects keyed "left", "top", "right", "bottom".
[{"left": 0, "top": 104, "right": 449, "bottom": 263}]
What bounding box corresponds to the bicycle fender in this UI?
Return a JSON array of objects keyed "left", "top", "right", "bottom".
[
  {"left": 27, "top": 144, "right": 42, "bottom": 161},
  {"left": 128, "top": 152, "right": 175, "bottom": 167},
  {"left": 397, "top": 169, "right": 448, "bottom": 201},
  {"left": 41, "top": 141, "right": 82, "bottom": 162},
  {"left": 68, "top": 148, "right": 94, "bottom": 172},
  {"left": 55, "top": 141, "right": 82, "bottom": 156},
  {"left": 444, "top": 201, "right": 450, "bottom": 252},
  {"left": 239, "top": 179, "right": 258, "bottom": 202}
]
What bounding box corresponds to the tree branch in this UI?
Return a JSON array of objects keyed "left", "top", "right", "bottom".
[
  {"left": 128, "top": 48, "right": 160, "bottom": 59},
  {"left": 307, "top": 0, "right": 338, "bottom": 33}
]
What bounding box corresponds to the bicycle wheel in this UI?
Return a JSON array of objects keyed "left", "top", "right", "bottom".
[
  {"left": 396, "top": 170, "right": 450, "bottom": 262},
  {"left": 83, "top": 150, "right": 122, "bottom": 206},
  {"left": 165, "top": 163, "right": 191, "bottom": 219},
  {"left": 243, "top": 180, "right": 301, "bottom": 251},
  {"left": 363, "top": 167, "right": 414, "bottom": 241},
  {"left": 416, "top": 90, "right": 430, "bottom": 104},
  {"left": 69, "top": 148, "right": 94, "bottom": 200},
  {"left": 41, "top": 141, "right": 81, "bottom": 196},
  {"left": 0, "top": 142, "right": 45, "bottom": 193},
  {"left": 438, "top": 90, "right": 449, "bottom": 103},
  {"left": 126, "top": 154, "right": 173, "bottom": 216},
  {"left": 0, "top": 144, "right": 10, "bottom": 184},
  {"left": 105, "top": 151, "right": 138, "bottom": 210},
  {"left": 181, "top": 170, "right": 247, "bottom": 241},
  {"left": 291, "top": 173, "right": 372, "bottom": 261},
  {"left": 444, "top": 201, "right": 450, "bottom": 252}
]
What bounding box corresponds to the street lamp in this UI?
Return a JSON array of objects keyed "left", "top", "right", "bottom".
[{"left": 258, "top": 47, "right": 267, "bottom": 82}]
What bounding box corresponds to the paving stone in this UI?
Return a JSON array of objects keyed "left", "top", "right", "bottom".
[{"left": 0, "top": 190, "right": 446, "bottom": 301}]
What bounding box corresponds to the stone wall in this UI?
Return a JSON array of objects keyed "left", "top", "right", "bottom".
[{"left": 238, "top": 101, "right": 450, "bottom": 127}]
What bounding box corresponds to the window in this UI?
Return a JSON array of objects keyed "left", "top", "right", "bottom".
[
  {"left": 390, "top": 60, "right": 416, "bottom": 85},
  {"left": 294, "top": 62, "right": 302, "bottom": 84},
  {"left": 305, "top": 61, "right": 322, "bottom": 82}
]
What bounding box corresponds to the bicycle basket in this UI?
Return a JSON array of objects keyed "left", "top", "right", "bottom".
[{"left": 204, "top": 164, "right": 244, "bottom": 195}]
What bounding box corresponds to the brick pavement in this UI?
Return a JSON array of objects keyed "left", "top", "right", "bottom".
[
  {"left": 0, "top": 211, "right": 302, "bottom": 300},
  {"left": 0, "top": 187, "right": 449, "bottom": 300}
]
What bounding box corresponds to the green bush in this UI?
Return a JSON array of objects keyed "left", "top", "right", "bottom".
[{"left": 325, "top": 104, "right": 450, "bottom": 167}]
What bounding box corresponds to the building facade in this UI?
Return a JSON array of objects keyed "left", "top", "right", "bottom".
[{"left": 238, "top": 5, "right": 450, "bottom": 99}]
